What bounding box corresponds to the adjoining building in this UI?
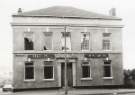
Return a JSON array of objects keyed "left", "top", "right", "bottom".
[{"left": 11, "top": 6, "right": 123, "bottom": 90}]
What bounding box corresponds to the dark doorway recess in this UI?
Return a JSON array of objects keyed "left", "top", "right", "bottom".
[{"left": 61, "top": 62, "right": 73, "bottom": 87}]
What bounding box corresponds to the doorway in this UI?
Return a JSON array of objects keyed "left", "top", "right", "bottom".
[{"left": 61, "top": 62, "right": 73, "bottom": 87}]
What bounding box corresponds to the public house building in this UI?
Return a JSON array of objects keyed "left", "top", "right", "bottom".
[{"left": 11, "top": 6, "right": 123, "bottom": 90}]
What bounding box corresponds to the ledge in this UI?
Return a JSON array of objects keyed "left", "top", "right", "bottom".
[
  {"left": 24, "top": 79, "right": 35, "bottom": 82},
  {"left": 102, "top": 77, "right": 113, "bottom": 80},
  {"left": 43, "top": 79, "right": 55, "bottom": 81},
  {"left": 13, "top": 50, "right": 122, "bottom": 54},
  {"left": 80, "top": 78, "right": 93, "bottom": 81},
  {"left": 11, "top": 22, "right": 123, "bottom": 27}
]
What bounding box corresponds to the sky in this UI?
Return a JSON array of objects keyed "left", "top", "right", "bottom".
[{"left": 0, "top": 0, "right": 134, "bottom": 73}]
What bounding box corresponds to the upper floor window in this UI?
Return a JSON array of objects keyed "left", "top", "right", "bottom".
[
  {"left": 43, "top": 32, "right": 53, "bottom": 50},
  {"left": 24, "top": 32, "right": 34, "bottom": 50},
  {"left": 103, "top": 60, "right": 112, "bottom": 77},
  {"left": 102, "top": 32, "right": 111, "bottom": 50},
  {"left": 103, "top": 40, "right": 110, "bottom": 50},
  {"left": 61, "top": 32, "right": 71, "bottom": 50},
  {"left": 81, "top": 32, "right": 90, "bottom": 50},
  {"left": 25, "top": 62, "right": 34, "bottom": 80}
]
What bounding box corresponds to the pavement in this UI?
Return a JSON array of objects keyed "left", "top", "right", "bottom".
[{"left": 1, "top": 88, "right": 135, "bottom": 95}]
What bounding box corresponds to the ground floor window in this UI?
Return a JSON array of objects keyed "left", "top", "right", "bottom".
[
  {"left": 104, "top": 60, "right": 112, "bottom": 77},
  {"left": 82, "top": 62, "right": 91, "bottom": 78},
  {"left": 44, "top": 61, "right": 54, "bottom": 79},
  {"left": 25, "top": 62, "right": 34, "bottom": 80}
]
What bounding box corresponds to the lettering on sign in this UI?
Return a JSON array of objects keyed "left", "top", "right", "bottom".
[
  {"left": 28, "top": 54, "right": 55, "bottom": 59},
  {"left": 84, "top": 53, "right": 108, "bottom": 58}
]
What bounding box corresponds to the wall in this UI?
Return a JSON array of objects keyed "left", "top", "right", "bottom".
[
  {"left": 13, "top": 54, "right": 61, "bottom": 89},
  {"left": 12, "top": 16, "right": 123, "bottom": 89},
  {"left": 13, "top": 53, "right": 123, "bottom": 89},
  {"left": 13, "top": 26, "right": 122, "bottom": 52},
  {"left": 12, "top": 16, "right": 122, "bottom": 26},
  {"left": 75, "top": 53, "right": 123, "bottom": 86}
]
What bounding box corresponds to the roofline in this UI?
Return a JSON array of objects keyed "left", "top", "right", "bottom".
[
  {"left": 10, "top": 23, "right": 124, "bottom": 28},
  {"left": 12, "top": 14, "right": 122, "bottom": 20}
]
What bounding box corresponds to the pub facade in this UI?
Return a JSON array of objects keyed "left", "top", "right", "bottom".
[{"left": 11, "top": 6, "right": 123, "bottom": 90}]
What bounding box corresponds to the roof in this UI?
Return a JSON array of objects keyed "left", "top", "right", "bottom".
[{"left": 12, "top": 6, "right": 121, "bottom": 20}]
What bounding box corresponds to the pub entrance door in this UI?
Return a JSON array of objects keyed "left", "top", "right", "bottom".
[{"left": 61, "top": 62, "right": 73, "bottom": 87}]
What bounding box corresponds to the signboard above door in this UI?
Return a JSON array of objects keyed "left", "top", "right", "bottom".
[
  {"left": 84, "top": 53, "right": 108, "bottom": 58},
  {"left": 28, "top": 54, "right": 55, "bottom": 59}
]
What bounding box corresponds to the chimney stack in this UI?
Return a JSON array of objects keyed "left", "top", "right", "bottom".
[
  {"left": 18, "top": 8, "right": 22, "bottom": 14},
  {"left": 109, "top": 8, "right": 116, "bottom": 16}
]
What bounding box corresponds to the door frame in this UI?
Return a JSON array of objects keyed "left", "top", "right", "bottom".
[
  {"left": 61, "top": 62, "right": 73, "bottom": 87},
  {"left": 57, "top": 59, "right": 76, "bottom": 87}
]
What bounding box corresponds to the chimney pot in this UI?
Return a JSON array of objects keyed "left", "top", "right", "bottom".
[
  {"left": 109, "top": 8, "right": 116, "bottom": 16},
  {"left": 18, "top": 8, "right": 22, "bottom": 13}
]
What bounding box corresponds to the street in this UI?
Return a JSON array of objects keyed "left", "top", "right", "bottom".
[
  {"left": 0, "top": 91, "right": 135, "bottom": 95},
  {"left": 118, "top": 93, "right": 135, "bottom": 95},
  {"left": 0, "top": 93, "right": 135, "bottom": 95},
  {"left": 1, "top": 88, "right": 135, "bottom": 95}
]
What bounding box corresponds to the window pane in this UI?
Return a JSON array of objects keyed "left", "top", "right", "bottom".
[
  {"left": 82, "top": 62, "right": 89, "bottom": 64},
  {"left": 24, "top": 37, "right": 34, "bottom": 50},
  {"left": 103, "top": 40, "right": 110, "bottom": 50},
  {"left": 104, "top": 61, "right": 111, "bottom": 64},
  {"left": 24, "top": 32, "right": 34, "bottom": 50},
  {"left": 62, "top": 32, "right": 71, "bottom": 37},
  {"left": 104, "top": 66, "right": 111, "bottom": 77},
  {"left": 81, "top": 32, "right": 89, "bottom": 50},
  {"left": 44, "top": 66, "right": 53, "bottom": 79},
  {"left": 25, "top": 62, "right": 33, "bottom": 66},
  {"left": 43, "top": 32, "right": 53, "bottom": 50},
  {"left": 103, "top": 33, "right": 111, "bottom": 37},
  {"left": 25, "top": 62, "right": 34, "bottom": 79},
  {"left": 82, "top": 66, "right": 90, "bottom": 78},
  {"left": 61, "top": 32, "right": 71, "bottom": 50}
]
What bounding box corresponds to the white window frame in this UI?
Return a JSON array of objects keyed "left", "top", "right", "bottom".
[
  {"left": 102, "top": 30, "right": 112, "bottom": 51},
  {"left": 102, "top": 39, "right": 111, "bottom": 50},
  {"left": 43, "top": 62, "right": 55, "bottom": 81},
  {"left": 23, "top": 31, "right": 34, "bottom": 50},
  {"left": 61, "top": 32, "right": 71, "bottom": 51},
  {"left": 81, "top": 32, "right": 90, "bottom": 51},
  {"left": 103, "top": 60, "right": 113, "bottom": 79},
  {"left": 81, "top": 62, "right": 92, "bottom": 80},
  {"left": 43, "top": 32, "right": 53, "bottom": 51},
  {"left": 24, "top": 61, "right": 35, "bottom": 81}
]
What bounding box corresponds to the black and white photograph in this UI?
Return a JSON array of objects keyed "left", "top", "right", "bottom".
[{"left": 0, "top": 0, "right": 135, "bottom": 95}]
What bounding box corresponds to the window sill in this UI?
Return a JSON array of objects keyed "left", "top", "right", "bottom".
[
  {"left": 81, "top": 50, "right": 90, "bottom": 51},
  {"left": 102, "top": 77, "right": 113, "bottom": 79},
  {"left": 43, "top": 79, "right": 55, "bottom": 81},
  {"left": 24, "top": 79, "right": 35, "bottom": 82},
  {"left": 24, "top": 49, "right": 34, "bottom": 51},
  {"left": 61, "top": 50, "right": 72, "bottom": 51},
  {"left": 103, "top": 50, "right": 112, "bottom": 51},
  {"left": 81, "top": 50, "right": 90, "bottom": 52},
  {"left": 42, "top": 50, "right": 52, "bottom": 51},
  {"left": 80, "top": 78, "right": 93, "bottom": 80}
]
